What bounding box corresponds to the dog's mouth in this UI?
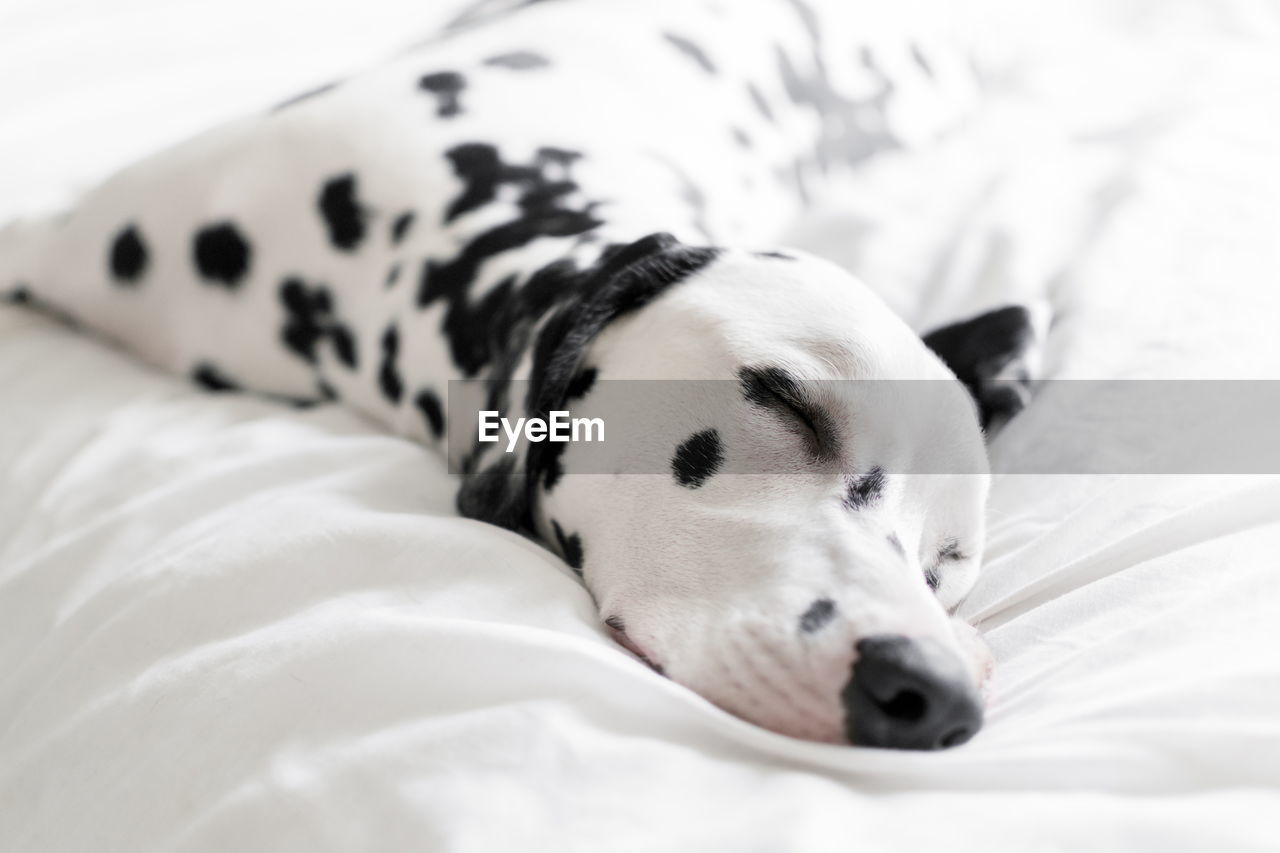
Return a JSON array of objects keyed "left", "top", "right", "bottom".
[{"left": 603, "top": 615, "right": 664, "bottom": 675}]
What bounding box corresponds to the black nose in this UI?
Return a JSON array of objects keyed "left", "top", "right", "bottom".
[{"left": 842, "top": 634, "right": 984, "bottom": 750}]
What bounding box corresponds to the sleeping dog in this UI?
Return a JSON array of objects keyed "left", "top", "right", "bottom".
[{"left": 0, "top": 0, "right": 1043, "bottom": 748}]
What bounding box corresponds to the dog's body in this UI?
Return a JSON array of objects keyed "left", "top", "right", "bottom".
[{"left": 1, "top": 0, "right": 1043, "bottom": 747}]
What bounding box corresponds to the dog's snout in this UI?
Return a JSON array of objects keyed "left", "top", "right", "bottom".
[{"left": 843, "top": 634, "right": 983, "bottom": 750}]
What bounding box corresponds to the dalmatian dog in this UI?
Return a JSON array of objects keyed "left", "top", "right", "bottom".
[{"left": 0, "top": 0, "right": 1045, "bottom": 748}]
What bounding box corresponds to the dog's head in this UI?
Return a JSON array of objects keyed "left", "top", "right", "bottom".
[{"left": 459, "top": 234, "right": 1042, "bottom": 748}]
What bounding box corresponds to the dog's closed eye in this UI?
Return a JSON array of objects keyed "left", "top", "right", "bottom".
[
  {"left": 738, "top": 365, "right": 836, "bottom": 460},
  {"left": 937, "top": 538, "right": 968, "bottom": 563},
  {"left": 925, "top": 538, "right": 969, "bottom": 592}
]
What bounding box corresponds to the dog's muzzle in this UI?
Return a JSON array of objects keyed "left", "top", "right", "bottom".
[{"left": 843, "top": 634, "right": 984, "bottom": 750}]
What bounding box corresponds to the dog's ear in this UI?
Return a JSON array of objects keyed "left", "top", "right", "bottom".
[
  {"left": 522, "top": 232, "right": 719, "bottom": 491},
  {"left": 923, "top": 303, "right": 1049, "bottom": 433},
  {"left": 526, "top": 231, "right": 720, "bottom": 449},
  {"left": 458, "top": 233, "right": 721, "bottom": 534},
  {"left": 527, "top": 232, "right": 720, "bottom": 417},
  {"left": 456, "top": 457, "right": 529, "bottom": 531}
]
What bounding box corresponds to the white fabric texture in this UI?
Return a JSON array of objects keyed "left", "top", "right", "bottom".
[{"left": 2, "top": 1, "right": 1280, "bottom": 850}]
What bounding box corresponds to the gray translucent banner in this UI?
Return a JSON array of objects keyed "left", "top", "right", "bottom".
[{"left": 447, "top": 380, "right": 1280, "bottom": 475}]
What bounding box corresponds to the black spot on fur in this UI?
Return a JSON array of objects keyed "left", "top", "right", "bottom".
[
  {"left": 330, "top": 326, "right": 358, "bottom": 369},
  {"left": 318, "top": 173, "right": 368, "bottom": 252},
  {"left": 193, "top": 222, "right": 251, "bottom": 288},
  {"left": 755, "top": 250, "right": 795, "bottom": 260},
  {"left": 441, "top": 143, "right": 584, "bottom": 225},
  {"left": 799, "top": 598, "right": 837, "bottom": 633},
  {"left": 483, "top": 51, "right": 551, "bottom": 70},
  {"left": 419, "top": 71, "right": 466, "bottom": 117},
  {"left": 672, "top": 428, "right": 724, "bottom": 489},
  {"left": 663, "top": 32, "right": 717, "bottom": 74},
  {"left": 378, "top": 324, "right": 404, "bottom": 404},
  {"left": 551, "top": 520, "right": 584, "bottom": 574},
  {"left": 192, "top": 360, "right": 325, "bottom": 408},
  {"left": 747, "top": 82, "right": 776, "bottom": 123},
  {"left": 910, "top": 42, "right": 935, "bottom": 78},
  {"left": 566, "top": 366, "right": 597, "bottom": 401},
  {"left": 415, "top": 387, "right": 445, "bottom": 439},
  {"left": 845, "top": 467, "right": 886, "bottom": 510},
  {"left": 390, "top": 211, "right": 416, "bottom": 245},
  {"left": 280, "top": 279, "right": 324, "bottom": 362},
  {"left": 418, "top": 144, "right": 602, "bottom": 378},
  {"left": 775, "top": 0, "right": 900, "bottom": 172},
  {"left": 4, "top": 284, "right": 32, "bottom": 305},
  {"left": 191, "top": 362, "right": 240, "bottom": 392},
  {"left": 888, "top": 532, "right": 906, "bottom": 557},
  {"left": 385, "top": 264, "right": 402, "bottom": 288},
  {"left": 109, "top": 224, "right": 148, "bottom": 283},
  {"left": 279, "top": 277, "right": 359, "bottom": 369}
]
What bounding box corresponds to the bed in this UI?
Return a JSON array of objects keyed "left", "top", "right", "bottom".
[{"left": 2, "top": 0, "right": 1279, "bottom": 849}]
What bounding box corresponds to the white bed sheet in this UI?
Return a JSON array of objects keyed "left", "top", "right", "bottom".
[{"left": 3, "top": 1, "right": 1280, "bottom": 850}]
